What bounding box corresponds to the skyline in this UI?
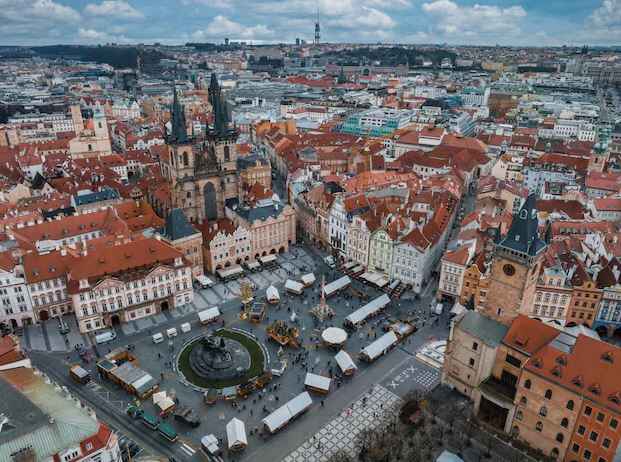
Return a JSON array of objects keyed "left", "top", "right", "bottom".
[{"left": 1, "top": 0, "right": 621, "bottom": 48}]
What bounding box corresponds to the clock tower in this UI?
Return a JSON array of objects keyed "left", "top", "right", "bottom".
[{"left": 481, "top": 194, "right": 548, "bottom": 324}]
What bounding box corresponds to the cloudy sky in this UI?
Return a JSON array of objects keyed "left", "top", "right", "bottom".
[{"left": 1, "top": 0, "right": 620, "bottom": 47}]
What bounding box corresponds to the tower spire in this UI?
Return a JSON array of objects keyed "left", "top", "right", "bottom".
[
  {"left": 314, "top": 5, "right": 320, "bottom": 45},
  {"left": 169, "top": 85, "right": 188, "bottom": 144},
  {"left": 208, "top": 72, "right": 230, "bottom": 135}
]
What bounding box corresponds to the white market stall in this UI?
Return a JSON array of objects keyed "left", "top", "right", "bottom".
[
  {"left": 226, "top": 417, "right": 248, "bottom": 451},
  {"left": 304, "top": 373, "right": 331, "bottom": 394},
  {"left": 344, "top": 294, "right": 390, "bottom": 328},
  {"left": 198, "top": 307, "right": 220, "bottom": 324},
  {"left": 217, "top": 265, "right": 244, "bottom": 281},
  {"left": 360, "top": 331, "right": 399, "bottom": 362},
  {"left": 334, "top": 350, "right": 357, "bottom": 375},
  {"left": 259, "top": 254, "right": 277, "bottom": 266},
  {"left": 323, "top": 276, "right": 352, "bottom": 298},
  {"left": 152, "top": 391, "right": 176, "bottom": 416},
  {"left": 301, "top": 273, "right": 316, "bottom": 287},
  {"left": 321, "top": 327, "right": 348, "bottom": 347},
  {"left": 285, "top": 279, "right": 304, "bottom": 295},
  {"left": 262, "top": 392, "right": 313, "bottom": 434},
  {"left": 266, "top": 285, "right": 280, "bottom": 304}
]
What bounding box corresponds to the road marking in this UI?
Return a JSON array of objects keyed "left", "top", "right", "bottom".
[{"left": 180, "top": 443, "right": 196, "bottom": 456}]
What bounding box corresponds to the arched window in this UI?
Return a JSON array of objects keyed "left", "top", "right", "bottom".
[
  {"left": 224, "top": 145, "right": 230, "bottom": 161},
  {"left": 556, "top": 433, "right": 564, "bottom": 443},
  {"left": 515, "top": 410, "right": 523, "bottom": 421},
  {"left": 540, "top": 406, "right": 548, "bottom": 417},
  {"left": 536, "top": 421, "right": 543, "bottom": 432},
  {"left": 524, "top": 379, "right": 532, "bottom": 389},
  {"left": 561, "top": 418, "right": 569, "bottom": 428},
  {"left": 183, "top": 151, "right": 189, "bottom": 167},
  {"left": 520, "top": 396, "right": 528, "bottom": 406},
  {"left": 567, "top": 400, "right": 574, "bottom": 410},
  {"left": 545, "top": 389, "right": 553, "bottom": 399}
]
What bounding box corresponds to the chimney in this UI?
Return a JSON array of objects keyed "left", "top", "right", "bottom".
[{"left": 60, "top": 248, "right": 67, "bottom": 257}]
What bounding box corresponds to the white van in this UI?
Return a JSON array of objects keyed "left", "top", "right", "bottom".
[
  {"left": 166, "top": 327, "right": 178, "bottom": 338},
  {"left": 180, "top": 322, "right": 191, "bottom": 333},
  {"left": 152, "top": 332, "right": 164, "bottom": 344},
  {"left": 94, "top": 330, "right": 116, "bottom": 344}
]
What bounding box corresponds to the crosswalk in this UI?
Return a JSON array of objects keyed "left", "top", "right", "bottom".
[{"left": 179, "top": 442, "right": 197, "bottom": 457}]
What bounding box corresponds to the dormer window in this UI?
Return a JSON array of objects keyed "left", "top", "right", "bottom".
[
  {"left": 602, "top": 352, "right": 614, "bottom": 363},
  {"left": 572, "top": 376, "right": 584, "bottom": 388}
]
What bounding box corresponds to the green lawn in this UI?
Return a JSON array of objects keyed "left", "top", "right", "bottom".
[{"left": 177, "top": 329, "right": 265, "bottom": 389}]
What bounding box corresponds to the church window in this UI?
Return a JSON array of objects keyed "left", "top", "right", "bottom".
[
  {"left": 183, "top": 152, "right": 189, "bottom": 167},
  {"left": 503, "top": 264, "right": 515, "bottom": 276}
]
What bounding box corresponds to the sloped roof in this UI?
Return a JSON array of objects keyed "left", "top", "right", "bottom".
[
  {"left": 458, "top": 311, "right": 508, "bottom": 347},
  {"left": 161, "top": 208, "right": 197, "bottom": 241}
]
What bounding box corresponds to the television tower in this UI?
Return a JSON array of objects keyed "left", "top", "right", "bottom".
[{"left": 314, "top": 6, "right": 320, "bottom": 45}]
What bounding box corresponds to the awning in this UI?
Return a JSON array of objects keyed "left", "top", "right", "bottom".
[
  {"left": 323, "top": 276, "right": 351, "bottom": 297},
  {"left": 198, "top": 307, "right": 220, "bottom": 323},
  {"left": 301, "top": 273, "right": 316, "bottom": 286},
  {"left": 266, "top": 285, "right": 280, "bottom": 301},
  {"left": 259, "top": 254, "right": 277, "bottom": 265},
  {"left": 285, "top": 279, "right": 304, "bottom": 294}
]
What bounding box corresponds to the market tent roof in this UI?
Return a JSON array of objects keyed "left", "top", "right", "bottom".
[
  {"left": 323, "top": 276, "right": 351, "bottom": 296},
  {"left": 226, "top": 418, "right": 247, "bottom": 449},
  {"left": 246, "top": 261, "right": 261, "bottom": 270},
  {"left": 285, "top": 279, "right": 304, "bottom": 293},
  {"left": 321, "top": 327, "right": 348, "bottom": 345},
  {"left": 304, "top": 373, "right": 331, "bottom": 392},
  {"left": 152, "top": 391, "right": 167, "bottom": 404},
  {"left": 334, "top": 350, "right": 357, "bottom": 373},
  {"left": 301, "top": 273, "right": 316, "bottom": 285},
  {"left": 196, "top": 275, "right": 214, "bottom": 285},
  {"left": 198, "top": 307, "right": 220, "bottom": 322},
  {"left": 286, "top": 391, "right": 313, "bottom": 417},
  {"left": 345, "top": 294, "right": 390, "bottom": 326},
  {"left": 262, "top": 405, "right": 291, "bottom": 433},
  {"left": 360, "top": 331, "right": 399, "bottom": 361},
  {"left": 155, "top": 397, "right": 175, "bottom": 412},
  {"left": 217, "top": 265, "right": 244, "bottom": 278},
  {"left": 343, "top": 261, "right": 357, "bottom": 270},
  {"left": 266, "top": 285, "right": 280, "bottom": 301},
  {"left": 259, "top": 254, "right": 277, "bottom": 264}
]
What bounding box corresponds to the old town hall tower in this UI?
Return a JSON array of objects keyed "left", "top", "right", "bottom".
[
  {"left": 162, "top": 74, "right": 240, "bottom": 223},
  {"left": 482, "top": 194, "right": 549, "bottom": 324}
]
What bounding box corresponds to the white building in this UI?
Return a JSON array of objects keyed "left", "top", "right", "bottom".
[{"left": 0, "top": 254, "right": 34, "bottom": 328}]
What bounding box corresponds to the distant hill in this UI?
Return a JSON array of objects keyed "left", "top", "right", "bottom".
[
  {"left": 321, "top": 46, "right": 456, "bottom": 68},
  {"left": 27, "top": 45, "right": 165, "bottom": 69}
]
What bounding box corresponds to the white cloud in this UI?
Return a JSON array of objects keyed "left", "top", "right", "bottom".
[
  {"left": 589, "top": 0, "right": 621, "bottom": 27},
  {"left": 422, "top": 0, "right": 526, "bottom": 36},
  {"left": 78, "top": 27, "right": 110, "bottom": 41},
  {"left": 328, "top": 6, "right": 395, "bottom": 29},
  {"left": 0, "top": 0, "right": 80, "bottom": 44},
  {"left": 192, "top": 15, "right": 274, "bottom": 41},
  {"left": 85, "top": 1, "right": 144, "bottom": 19}
]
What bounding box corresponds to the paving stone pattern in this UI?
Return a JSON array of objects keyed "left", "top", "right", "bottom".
[{"left": 282, "top": 385, "right": 402, "bottom": 462}]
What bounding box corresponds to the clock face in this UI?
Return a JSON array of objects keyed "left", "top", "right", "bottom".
[{"left": 503, "top": 264, "right": 516, "bottom": 277}]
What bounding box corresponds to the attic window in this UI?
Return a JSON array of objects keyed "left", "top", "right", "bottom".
[
  {"left": 602, "top": 352, "right": 614, "bottom": 363},
  {"left": 589, "top": 384, "right": 601, "bottom": 395},
  {"left": 556, "top": 355, "right": 567, "bottom": 366},
  {"left": 532, "top": 358, "right": 543, "bottom": 369},
  {"left": 551, "top": 366, "right": 562, "bottom": 377},
  {"left": 572, "top": 376, "right": 584, "bottom": 388},
  {"left": 98, "top": 257, "right": 105, "bottom": 263},
  {"left": 609, "top": 394, "right": 621, "bottom": 405}
]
